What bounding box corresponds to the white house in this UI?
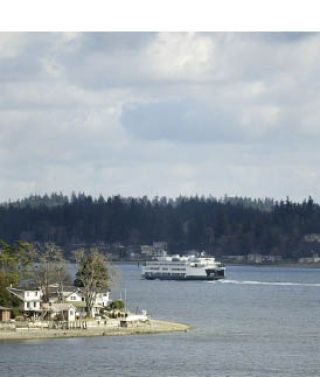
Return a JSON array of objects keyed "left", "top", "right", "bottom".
[
  {"left": 7, "top": 287, "right": 42, "bottom": 316},
  {"left": 7, "top": 285, "right": 110, "bottom": 319},
  {"left": 63, "top": 288, "right": 84, "bottom": 303},
  {"left": 49, "top": 285, "right": 111, "bottom": 318},
  {"left": 64, "top": 288, "right": 110, "bottom": 318},
  {"left": 95, "top": 291, "right": 110, "bottom": 308}
]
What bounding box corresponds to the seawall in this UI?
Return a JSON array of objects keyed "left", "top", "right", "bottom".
[{"left": 0, "top": 319, "right": 193, "bottom": 341}]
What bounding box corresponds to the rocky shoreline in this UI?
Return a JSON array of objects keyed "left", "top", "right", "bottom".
[{"left": 0, "top": 319, "right": 193, "bottom": 341}]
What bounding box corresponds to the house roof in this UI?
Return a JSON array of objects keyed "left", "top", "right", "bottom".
[
  {"left": 14, "top": 286, "right": 41, "bottom": 291},
  {"left": 60, "top": 286, "right": 80, "bottom": 293},
  {"left": 48, "top": 285, "right": 78, "bottom": 293},
  {"left": 7, "top": 287, "right": 42, "bottom": 301},
  {"left": 64, "top": 291, "right": 82, "bottom": 300},
  {"left": 8, "top": 287, "right": 41, "bottom": 293},
  {"left": 7, "top": 287, "right": 24, "bottom": 300},
  {"left": 42, "top": 303, "right": 76, "bottom": 312}
]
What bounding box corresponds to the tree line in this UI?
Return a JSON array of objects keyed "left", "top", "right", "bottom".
[{"left": 1, "top": 193, "right": 320, "bottom": 258}]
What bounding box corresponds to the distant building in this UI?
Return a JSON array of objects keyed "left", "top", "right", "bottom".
[
  {"left": 247, "top": 254, "right": 263, "bottom": 264},
  {"left": 153, "top": 241, "right": 167, "bottom": 257},
  {"left": 112, "top": 242, "right": 125, "bottom": 249},
  {"left": 299, "top": 253, "right": 320, "bottom": 264},
  {"left": 313, "top": 253, "right": 320, "bottom": 263},
  {"left": 223, "top": 255, "right": 246, "bottom": 263},
  {"left": 247, "top": 254, "right": 282, "bottom": 264},
  {"left": 304, "top": 234, "right": 320, "bottom": 243},
  {"left": 140, "top": 245, "right": 153, "bottom": 257},
  {"left": 298, "top": 257, "right": 314, "bottom": 264},
  {"left": 140, "top": 242, "right": 168, "bottom": 257}
]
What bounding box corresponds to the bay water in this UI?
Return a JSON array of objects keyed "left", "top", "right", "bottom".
[{"left": 1, "top": 265, "right": 320, "bottom": 377}]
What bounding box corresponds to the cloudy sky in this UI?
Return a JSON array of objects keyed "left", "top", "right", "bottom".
[{"left": 1, "top": 32, "right": 320, "bottom": 202}]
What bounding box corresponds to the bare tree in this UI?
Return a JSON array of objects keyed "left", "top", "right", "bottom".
[
  {"left": 107, "top": 260, "right": 121, "bottom": 290},
  {"left": 33, "top": 243, "right": 70, "bottom": 302}
]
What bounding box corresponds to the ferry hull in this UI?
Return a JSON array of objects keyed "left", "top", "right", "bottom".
[{"left": 142, "top": 272, "right": 225, "bottom": 281}]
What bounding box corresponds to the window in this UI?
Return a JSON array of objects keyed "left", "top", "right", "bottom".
[
  {"left": 70, "top": 296, "right": 76, "bottom": 300},
  {"left": 34, "top": 302, "right": 37, "bottom": 308},
  {"left": 27, "top": 302, "right": 30, "bottom": 308},
  {"left": 35, "top": 291, "right": 38, "bottom": 296}
]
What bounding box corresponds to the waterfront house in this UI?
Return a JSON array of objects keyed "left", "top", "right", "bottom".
[
  {"left": 42, "top": 302, "right": 76, "bottom": 321},
  {"left": 7, "top": 284, "right": 110, "bottom": 319},
  {"left": 7, "top": 287, "right": 42, "bottom": 317},
  {"left": 64, "top": 287, "right": 110, "bottom": 318},
  {"left": 48, "top": 284, "right": 111, "bottom": 318}
]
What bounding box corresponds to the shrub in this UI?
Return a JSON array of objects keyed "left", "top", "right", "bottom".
[{"left": 107, "top": 300, "right": 125, "bottom": 311}]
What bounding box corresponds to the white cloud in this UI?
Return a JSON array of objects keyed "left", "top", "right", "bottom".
[
  {"left": 0, "top": 33, "right": 29, "bottom": 58},
  {"left": 146, "top": 32, "right": 215, "bottom": 80},
  {"left": 1, "top": 32, "right": 320, "bottom": 202}
]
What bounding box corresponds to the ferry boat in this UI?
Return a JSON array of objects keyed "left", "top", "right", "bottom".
[{"left": 142, "top": 255, "right": 225, "bottom": 280}]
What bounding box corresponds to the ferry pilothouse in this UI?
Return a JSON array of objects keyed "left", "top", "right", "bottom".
[{"left": 142, "top": 254, "right": 225, "bottom": 280}]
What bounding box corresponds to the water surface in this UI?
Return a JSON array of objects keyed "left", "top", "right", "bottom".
[{"left": 1, "top": 265, "right": 320, "bottom": 377}]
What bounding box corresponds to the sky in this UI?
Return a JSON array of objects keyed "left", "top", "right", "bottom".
[{"left": 1, "top": 32, "right": 320, "bottom": 202}]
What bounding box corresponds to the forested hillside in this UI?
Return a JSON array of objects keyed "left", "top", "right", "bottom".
[{"left": 0, "top": 193, "right": 319, "bottom": 258}]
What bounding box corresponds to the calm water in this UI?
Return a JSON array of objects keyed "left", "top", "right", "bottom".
[{"left": 1, "top": 265, "right": 320, "bottom": 377}]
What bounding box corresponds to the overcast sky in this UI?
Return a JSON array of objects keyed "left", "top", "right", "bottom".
[{"left": 1, "top": 32, "right": 320, "bottom": 202}]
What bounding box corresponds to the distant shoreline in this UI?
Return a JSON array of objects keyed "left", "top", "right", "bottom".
[
  {"left": 114, "top": 260, "right": 320, "bottom": 268},
  {"left": 225, "top": 263, "right": 320, "bottom": 268},
  {"left": 0, "top": 320, "right": 193, "bottom": 341}
]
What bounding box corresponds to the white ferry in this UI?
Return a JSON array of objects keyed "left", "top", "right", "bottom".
[{"left": 142, "top": 255, "right": 225, "bottom": 280}]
